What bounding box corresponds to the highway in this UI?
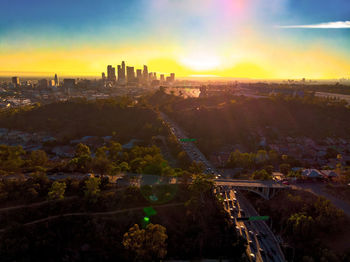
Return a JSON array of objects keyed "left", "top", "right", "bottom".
[{"left": 159, "top": 111, "right": 286, "bottom": 262}]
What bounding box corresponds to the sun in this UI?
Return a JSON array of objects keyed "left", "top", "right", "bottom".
[{"left": 180, "top": 54, "right": 221, "bottom": 71}]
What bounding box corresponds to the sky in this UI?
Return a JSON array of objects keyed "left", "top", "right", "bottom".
[{"left": 0, "top": 0, "right": 349, "bottom": 79}]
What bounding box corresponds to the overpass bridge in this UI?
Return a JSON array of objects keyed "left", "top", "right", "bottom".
[{"left": 215, "top": 179, "right": 288, "bottom": 200}]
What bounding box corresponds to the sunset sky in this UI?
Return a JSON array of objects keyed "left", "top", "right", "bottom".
[{"left": 0, "top": 0, "right": 349, "bottom": 79}]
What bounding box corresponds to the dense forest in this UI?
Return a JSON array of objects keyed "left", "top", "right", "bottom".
[
  {"left": 147, "top": 90, "right": 350, "bottom": 154},
  {"left": 0, "top": 97, "right": 165, "bottom": 142}
]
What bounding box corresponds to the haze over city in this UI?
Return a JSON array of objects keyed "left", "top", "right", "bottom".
[{"left": 1, "top": 0, "right": 350, "bottom": 79}]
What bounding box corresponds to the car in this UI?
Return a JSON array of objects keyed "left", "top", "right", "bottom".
[
  {"left": 249, "top": 230, "right": 254, "bottom": 235},
  {"left": 240, "top": 226, "right": 245, "bottom": 231},
  {"left": 250, "top": 253, "right": 256, "bottom": 261},
  {"left": 259, "top": 248, "right": 265, "bottom": 254},
  {"left": 230, "top": 215, "right": 234, "bottom": 219}
]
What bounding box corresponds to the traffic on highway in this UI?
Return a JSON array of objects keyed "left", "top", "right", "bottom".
[{"left": 160, "top": 111, "right": 286, "bottom": 262}]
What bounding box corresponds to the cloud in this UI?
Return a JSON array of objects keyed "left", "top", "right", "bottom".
[{"left": 276, "top": 21, "right": 350, "bottom": 29}]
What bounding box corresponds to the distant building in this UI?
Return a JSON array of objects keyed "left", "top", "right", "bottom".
[
  {"left": 107, "top": 65, "right": 116, "bottom": 82},
  {"left": 38, "top": 79, "right": 48, "bottom": 89},
  {"left": 49, "top": 79, "right": 56, "bottom": 88},
  {"left": 160, "top": 74, "right": 165, "bottom": 82},
  {"left": 136, "top": 69, "right": 142, "bottom": 81},
  {"left": 54, "top": 74, "right": 59, "bottom": 86},
  {"left": 148, "top": 72, "right": 153, "bottom": 81},
  {"left": 122, "top": 61, "right": 126, "bottom": 76},
  {"left": 102, "top": 72, "right": 106, "bottom": 81},
  {"left": 63, "top": 78, "right": 76, "bottom": 89},
  {"left": 127, "top": 66, "right": 135, "bottom": 83},
  {"left": 170, "top": 73, "right": 175, "bottom": 82},
  {"left": 143, "top": 65, "right": 148, "bottom": 82},
  {"left": 153, "top": 72, "right": 157, "bottom": 80},
  {"left": 11, "top": 77, "right": 20, "bottom": 87}
]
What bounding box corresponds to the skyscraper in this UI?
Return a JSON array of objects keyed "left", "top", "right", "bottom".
[
  {"left": 160, "top": 74, "right": 165, "bottom": 82},
  {"left": 170, "top": 73, "right": 175, "bottom": 82},
  {"left": 107, "top": 65, "right": 112, "bottom": 81},
  {"left": 107, "top": 65, "right": 116, "bottom": 82},
  {"left": 122, "top": 61, "right": 126, "bottom": 79},
  {"left": 111, "top": 67, "right": 116, "bottom": 82},
  {"left": 102, "top": 72, "right": 106, "bottom": 81},
  {"left": 54, "top": 74, "right": 59, "bottom": 86},
  {"left": 136, "top": 69, "right": 142, "bottom": 82},
  {"left": 127, "top": 66, "right": 135, "bottom": 83},
  {"left": 143, "top": 65, "right": 148, "bottom": 82},
  {"left": 11, "top": 76, "right": 20, "bottom": 87},
  {"left": 153, "top": 72, "right": 157, "bottom": 80}
]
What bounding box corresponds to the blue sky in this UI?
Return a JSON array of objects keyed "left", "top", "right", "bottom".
[{"left": 0, "top": 0, "right": 349, "bottom": 78}]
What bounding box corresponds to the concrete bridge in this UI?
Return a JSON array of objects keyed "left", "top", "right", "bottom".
[{"left": 215, "top": 179, "right": 288, "bottom": 200}]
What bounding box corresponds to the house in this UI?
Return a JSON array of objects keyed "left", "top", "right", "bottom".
[
  {"left": 320, "top": 170, "right": 338, "bottom": 178},
  {"left": 301, "top": 169, "right": 323, "bottom": 178}
]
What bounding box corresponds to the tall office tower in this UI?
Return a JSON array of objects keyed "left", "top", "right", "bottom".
[
  {"left": 126, "top": 66, "right": 135, "bottom": 83},
  {"left": 117, "top": 65, "right": 121, "bottom": 81},
  {"left": 107, "top": 65, "right": 113, "bottom": 81},
  {"left": 153, "top": 72, "right": 157, "bottom": 80},
  {"left": 38, "top": 79, "right": 48, "bottom": 89},
  {"left": 11, "top": 76, "right": 20, "bottom": 86},
  {"left": 148, "top": 72, "right": 153, "bottom": 81},
  {"left": 160, "top": 74, "right": 165, "bottom": 82},
  {"left": 143, "top": 65, "right": 148, "bottom": 82},
  {"left": 49, "top": 80, "right": 56, "bottom": 88},
  {"left": 136, "top": 69, "right": 142, "bottom": 81},
  {"left": 111, "top": 67, "right": 116, "bottom": 82},
  {"left": 102, "top": 72, "right": 106, "bottom": 81},
  {"left": 121, "top": 61, "right": 126, "bottom": 79},
  {"left": 54, "top": 74, "right": 59, "bottom": 86},
  {"left": 170, "top": 73, "right": 175, "bottom": 82}
]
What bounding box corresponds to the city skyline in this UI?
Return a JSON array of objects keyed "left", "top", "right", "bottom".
[{"left": 1, "top": 0, "right": 350, "bottom": 79}]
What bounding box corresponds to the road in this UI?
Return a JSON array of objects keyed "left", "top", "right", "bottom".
[
  {"left": 216, "top": 179, "right": 286, "bottom": 188},
  {"left": 160, "top": 111, "right": 286, "bottom": 262},
  {"left": 291, "top": 183, "right": 350, "bottom": 217}
]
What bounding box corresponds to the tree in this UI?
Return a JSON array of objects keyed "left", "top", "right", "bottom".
[
  {"left": 287, "top": 212, "right": 315, "bottom": 240},
  {"left": 279, "top": 163, "right": 291, "bottom": 175},
  {"left": 84, "top": 177, "right": 101, "bottom": 202},
  {"left": 264, "top": 165, "right": 274, "bottom": 175},
  {"left": 0, "top": 145, "right": 25, "bottom": 172},
  {"left": 75, "top": 143, "right": 91, "bottom": 158},
  {"left": 92, "top": 155, "right": 112, "bottom": 176},
  {"left": 122, "top": 223, "right": 168, "bottom": 261},
  {"left": 29, "top": 150, "right": 48, "bottom": 168},
  {"left": 108, "top": 141, "right": 122, "bottom": 162},
  {"left": 48, "top": 181, "right": 66, "bottom": 200},
  {"left": 188, "top": 161, "right": 205, "bottom": 174},
  {"left": 188, "top": 174, "right": 214, "bottom": 204},
  {"left": 179, "top": 170, "right": 192, "bottom": 187},
  {"left": 119, "top": 161, "right": 130, "bottom": 172},
  {"left": 251, "top": 169, "right": 272, "bottom": 180}
]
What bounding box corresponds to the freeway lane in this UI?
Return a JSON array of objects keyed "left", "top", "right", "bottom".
[{"left": 160, "top": 111, "right": 286, "bottom": 262}]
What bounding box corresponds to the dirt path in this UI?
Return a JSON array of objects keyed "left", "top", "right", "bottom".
[
  {"left": 0, "top": 202, "right": 185, "bottom": 232},
  {"left": 291, "top": 183, "right": 350, "bottom": 217},
  {"left": 0, "top": 196, "right": 78, "bottom": 213}
]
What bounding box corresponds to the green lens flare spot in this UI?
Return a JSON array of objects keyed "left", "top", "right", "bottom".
[{"left": 144, "top": 216, "right": 150, "bottom": 222}]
